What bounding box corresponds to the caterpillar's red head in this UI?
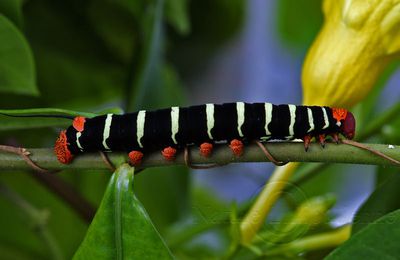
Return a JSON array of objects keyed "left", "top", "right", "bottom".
[
  {"left": 55, "top": 130, "right": 74, "bottom": 164},
  {"left": 342, "top": 111, "right": 355, "bottom": 139},
  {"left": 332, "top": 108, "right": 355, "bottom": 140}
]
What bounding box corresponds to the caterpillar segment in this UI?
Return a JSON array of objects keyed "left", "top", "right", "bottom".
[{"left": 54, "top": 102, "right": 356, "bottom": 166}]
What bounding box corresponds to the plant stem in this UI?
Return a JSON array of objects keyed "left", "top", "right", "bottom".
[
  {"left": 264, "top": 225, "right": 351, "bottom": 256},
  {"left": 27, "top": 170, "right": 96, "bottom": 223},
  {"left": 357, "top": 101, "right": 400, "bottom": 141},
  {"left": 0, "top": 142, "right": 399, "bottom": 171},
  {"left": 240, "top": 163, "right": 299, "bottom": 244}
]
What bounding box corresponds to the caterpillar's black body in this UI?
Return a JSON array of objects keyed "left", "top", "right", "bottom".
[{"left": 55, "top": 102, "right": 355, "bottom": 164}]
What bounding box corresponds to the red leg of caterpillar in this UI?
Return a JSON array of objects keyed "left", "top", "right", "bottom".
[
  {"left": 162, "top": 146, "right": 177, "bottom": 161},
  {"left": 200, "top": 142, "right": 213, "bottom": 157},
  {"left": 229, "top": 139, "right": 243, "bottom": 157},
  {"left": 331, "top": 133, "right": 340, "bottom": 144},
  {"left": 128, "top": 151, "right": 143, "bottom": 166},
  {"left": 303, "top": 135, "right": 312, "bottom": 152},
  {"left": 318, "top": 134, "right": 326, "bottom": 148}
]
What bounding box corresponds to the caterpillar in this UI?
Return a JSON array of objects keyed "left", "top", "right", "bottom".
[{"left": 54, "top": 102, "right": 355, "bottom": 165}]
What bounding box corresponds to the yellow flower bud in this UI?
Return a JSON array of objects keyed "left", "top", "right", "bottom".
[
  {"left": 293, "top": 194, "right": 336, "bottom": 227},
  {"left": 302, "top": 0, "right": 400, "bottom": 108},
  {"left": 255, "top": 195, "right": 336, "bottom": 245},
  {"left": 265, "top": 225, "right": 351, "bottom": 256}
]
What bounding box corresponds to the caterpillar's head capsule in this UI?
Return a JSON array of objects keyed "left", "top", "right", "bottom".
[
  {"left": 332, "top": 108, "right": 355, "bottom": 140},
  {"left": 341, "top": 111, "right": 355, "bottom": 140},
  {"left": 55, "top": 130, "right": 74, "bottom": 164}
]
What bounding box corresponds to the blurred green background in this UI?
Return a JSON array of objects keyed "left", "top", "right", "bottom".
[{"left": 1, "top": 0, "right": 400, "bottom": 259}]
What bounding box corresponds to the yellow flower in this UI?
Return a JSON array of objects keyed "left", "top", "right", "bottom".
[{"left": 302, "top": 0, "right": 400, "bottom": 108}]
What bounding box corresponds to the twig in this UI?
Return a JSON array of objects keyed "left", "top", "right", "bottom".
[
  {"left": 0, "top": 142, "right": 399, "bottom": 171},
  {"left": 0, "top": 145, "right": 52, "bottom": 174},
  {"left": 342, "top": 139, "right": 400, "bottom": 166},
  {"left": 27, "top": 171, "right": 96, "bottom": 223},
  {"left": 0, "top": 145, "right": 96, "bottom": 222},
  {"left": 0, "top": 183, "right": 64, "bottom": 260}
]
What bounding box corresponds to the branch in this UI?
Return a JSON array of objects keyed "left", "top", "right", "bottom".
[
  {"left": 27, "top": 170, "right": 96, "bottom": 223},
  {"left": 0, "top": 183, "right": 63, "bottom": 260},
  {"left": 0, "top": 142, "right": 399, "bottom": 171}
]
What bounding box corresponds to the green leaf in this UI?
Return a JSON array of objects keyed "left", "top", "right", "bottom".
[
  {"left": 352, "top": 171, "right": 400, "bottom": 234},
  {"left": 326, "top": 210, "right": 400, "bottom": 259},
  {"left": 17, "top": 1, "right": 127, "bottom": 109},
  {"left": 73, "top": 164, "right": 173, "bottom": 259},
  {"left": 0, "top": 0, "right": 23, "bottom": 28},
  {"left": 113, "top": 0, "right": 142, "bottom": 18},
  {"left": 33, "top": 50, "right": 124, "bottom": 109},
  {"left": 87, "top": 2, "right": 137, "bottom": 63},
  {"left": 128, "top": 0, "right": 165, "bottom": 111},
  {"left": 165, "top": 0, "right": 190, "bottom": 35},
  {"left": 0, "top": 15, "right": 38, "bottom": 96},
  {"left": 0, "top": 107, "right": 123, "bottom": 131}
]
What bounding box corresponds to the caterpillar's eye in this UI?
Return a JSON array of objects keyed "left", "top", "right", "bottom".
[
  {"left": 55, "top": 130, "right": 74, "bottom": 164},
  {"left": 341, "top": 112, "right": 356, "bottom": 140}
]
